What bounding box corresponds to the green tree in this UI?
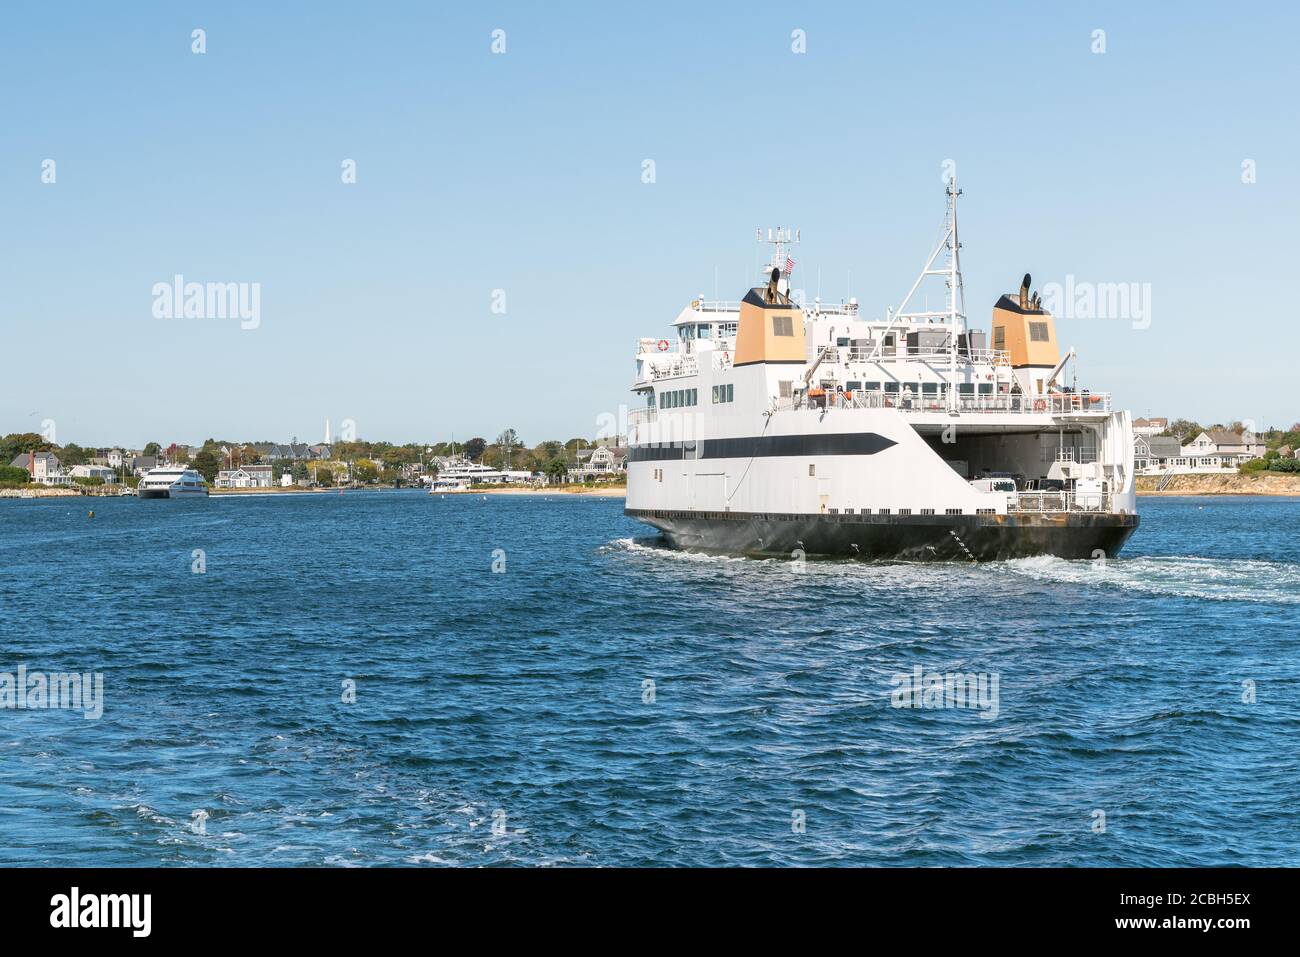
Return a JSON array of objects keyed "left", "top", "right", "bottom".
[
  {"left": 143, "top": 442, "right": 162, "bottom": 457},
  {"left": 496, "top": 429, "right": 522, "bottom": 468},
  {"left": 0, "top": 432, "right": 53, "bottom": 463},
  {"left": 463, "top": 437, "right": 487, "bottom": 461},
  {"left": 57, "top": 443, "right": 89, "bottom": 466},
  {"left": 1162, "top": 419, "right": 1202, "bottom": 443},
  {"left": 192, "top": 449, "right": 221, "bottom": 483}
]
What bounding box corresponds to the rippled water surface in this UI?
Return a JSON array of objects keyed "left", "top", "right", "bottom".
[{"left": 1, "top": 491, "right": 1297, "bottom": 866}]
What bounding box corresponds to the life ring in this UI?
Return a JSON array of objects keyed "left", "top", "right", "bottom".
[
  {"left": 1033, "top": 398, "right": 1047, "bottom": 412},
  {"left": 657, "top": 339, "right": 670, "bottom": 352}
]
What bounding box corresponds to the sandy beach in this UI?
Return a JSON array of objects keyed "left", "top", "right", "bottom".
[{"left": 439, "top": 485, "right": 626, "bottom": 498}]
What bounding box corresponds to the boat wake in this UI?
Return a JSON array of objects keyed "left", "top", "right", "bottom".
[
  {"left": 998, "top": 554, "right": 1300, "bottom": 605},
  {"left": 602, "top": 537, "right": 760, "bottom": 565}
]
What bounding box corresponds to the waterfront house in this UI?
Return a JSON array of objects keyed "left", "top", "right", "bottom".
[
  {"left": 1135, "top": 435, "right": 1229, "bottom": 472},
  {"left": 90, "top": 448, "right": 127, "bottom": 470},
  {"left": 130, "top": 455, "right": 158, "bottom": 477},
  {"left": 1182, "top": 430, "right": 1265, "bottom": 465},
  {"left": 244, "top": 464, "right": 273, "bottom": 487},
  {"left": 567, "top": 446, "right": 628, "bottom": 482},
  {"left": 1134, "top": 436, "right": 1184, "bottom": 471},
  {"left": 214, "top": 469, "right": 245, "bottom": 489},
  {"left": 68, "top": 464, "right": 118, "bottom": 483},
  {"left": 214, "top": 465, "right": 274, "bottom": 489},
  {"left": 9, "top": 452, "right": 63, "bottom": 484}
]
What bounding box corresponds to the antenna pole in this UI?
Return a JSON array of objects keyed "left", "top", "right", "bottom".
[{"left": 947, "top": 175, "right": 962, "bottom": 410}]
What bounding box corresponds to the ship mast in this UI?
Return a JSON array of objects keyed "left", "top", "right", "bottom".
[
  {"left": 757, "top": 226, "right": 799, "bottom": 282},
  {"left": 945, "top": 177, "right": 966, "bottom": 410},
  {"left": 870, "top": 178, "right": 968, "bottom": 411}
]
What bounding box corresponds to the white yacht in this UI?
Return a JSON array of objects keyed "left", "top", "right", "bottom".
[
  {"left": 428, "top": 455, "right": 529, "bottom": 492},
  {"left": 625, "top": 181, "right": 1138, "bottom": 561},
  {"left": 137, "top": 466, "right": 210, "bottom": 499}
]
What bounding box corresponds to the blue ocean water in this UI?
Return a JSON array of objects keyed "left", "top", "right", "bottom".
[{"left": 0, "top": 491, "right": 1296, "bottom": 867}]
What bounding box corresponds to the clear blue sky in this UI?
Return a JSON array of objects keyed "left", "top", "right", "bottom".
[{"left": 3, "top": 1, "right": 1297, "bottom": 448}]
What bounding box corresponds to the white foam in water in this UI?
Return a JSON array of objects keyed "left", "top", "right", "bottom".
[
  {"left": 999, "top": 554, "right": 1300, "bottom": 605},
  {"left": 603, "top": 537, "right": 755, "bottom": 565},
  {"left": 606, "top": 538, "right": 1300, "bottom": 604}
]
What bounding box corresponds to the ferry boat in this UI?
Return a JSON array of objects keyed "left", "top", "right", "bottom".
[
  {"left": 625, "top": 181, "right": 1139, "bottom": 561},
  {"left": 137, "top": 466, "right": 210, "bottom": 499}
]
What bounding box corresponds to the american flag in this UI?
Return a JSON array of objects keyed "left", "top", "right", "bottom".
[{"left": 784, "top": 257, "right": 796, "bottom": 275}]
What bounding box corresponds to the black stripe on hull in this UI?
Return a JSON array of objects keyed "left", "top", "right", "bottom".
[
  {"left": 627, "top": 431, "right": 896, "bottom": 463},
  {"left": 625, "top": 508, "right": 1139, "bottom": 561}
]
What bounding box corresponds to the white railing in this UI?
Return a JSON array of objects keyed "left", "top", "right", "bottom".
[
  {"left": 1051, "top": 447, "right": 1099, "bottom": 464},
  {"left": 780, "top": 389, "right": 1112, "bottom": 415},
  {"left": 692, "top": 300, "right": 742, "bottom": 313},
  {"left": 627, "top": 407, "right": 656, "bottom": 429},
  {"left": 805, "top": 302, "right": 859, "bottom": 316},
  {"left": 647, "top": 356, "right": 699, "bottom": 380},
  {"left": 1008, "top": 490, "right": 1112, "bottom": 513},
  {"left": 842, "top": 346, "right": 1012, "bottom": 365}
]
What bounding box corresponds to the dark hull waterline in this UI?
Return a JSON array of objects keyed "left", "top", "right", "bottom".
[{"left": 627, "top": 508, "right": 1139, "bottom": 561}]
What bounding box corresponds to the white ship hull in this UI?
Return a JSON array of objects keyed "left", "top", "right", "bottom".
[{"left": 137, "top": 486, "right": 209, "bottom": 499}]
